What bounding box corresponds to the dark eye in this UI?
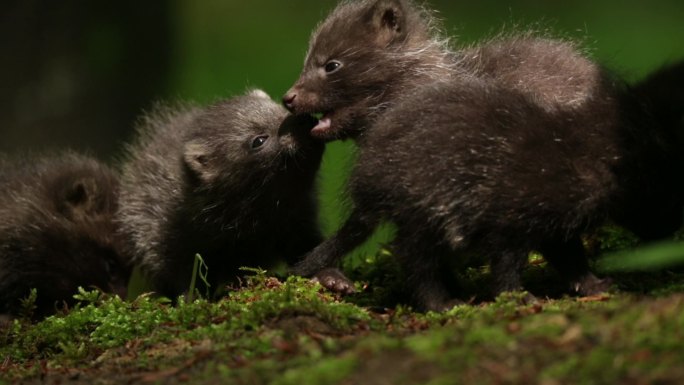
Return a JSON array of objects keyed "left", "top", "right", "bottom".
[
  {"left": 324, "top": 60, "right": 342, "bottom": 74},
  {"left": 251, "top": 135, "right": 269, "bottom": 149}
]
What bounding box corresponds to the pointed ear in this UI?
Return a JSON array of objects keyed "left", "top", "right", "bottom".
[
  {"left": 183, "top": 142, "right": 217, "bottom": 182},
  {"left": 366, "top": 0, "right": 406, "bottom": 46}
]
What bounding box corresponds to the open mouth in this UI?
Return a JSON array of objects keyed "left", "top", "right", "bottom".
[{"left": 310, "top": 112, "right": 333, "bottom": 136}]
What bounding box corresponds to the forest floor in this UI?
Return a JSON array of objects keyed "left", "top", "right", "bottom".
[{"left": 2, "top": 233, "right": 684, "bottom": 385}]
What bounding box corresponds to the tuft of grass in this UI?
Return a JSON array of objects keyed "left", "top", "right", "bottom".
[
  {"left": 18, "top": 288, "right": 38, "bottom": 320},
  {"left": 188, "top": 253, "right": 212, "bottom": 300}
]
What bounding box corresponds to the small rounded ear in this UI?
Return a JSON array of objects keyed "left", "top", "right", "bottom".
[
  {"left": 66, "top": 178, "right": 100, "bottom": 210},
  {"left": 183, "top": 142, "right": 217, "bottom": 182},
  {"left": 66, "top": 181, "right": 89, "bottom": 207},
  {"left": 59, "top": 177, "right": 100, "bottom": 217},
  {"left": 366, "top": 0, "right": 406, "bottom": 46},
  {"left": 248, "top": 89, "right": 271, "bottom": 99}
]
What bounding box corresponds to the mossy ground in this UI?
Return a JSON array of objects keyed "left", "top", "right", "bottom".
[{"left": 2, "top": 228, "right": 684, "bottom": 385}]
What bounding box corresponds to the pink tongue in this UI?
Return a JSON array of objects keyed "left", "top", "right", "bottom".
[{"left": 311, "top": 117, "right": 332, "bottom": 134}]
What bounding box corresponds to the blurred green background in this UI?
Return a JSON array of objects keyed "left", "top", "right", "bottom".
[{"left": 2, "top": 0, "right": 684, "bottom": 263}]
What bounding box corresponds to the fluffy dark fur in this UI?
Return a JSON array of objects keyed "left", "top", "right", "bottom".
[
  {"left": 117, "top": 90, "right": 324, "bottom": 298},
  {"left": 284, "top": 0, "right": 683, "bottom": 310},
  {"left": 0, "top": 153, "right": 130, "bottom": 318}
]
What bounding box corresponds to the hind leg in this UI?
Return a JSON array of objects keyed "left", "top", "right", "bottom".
[
  {"left": 490, "top": 249, "right": 531, "bottom": 296},
  {"left": 392, "top": 230, "right": 462, "bottom": 312},
  {"left": 541, "top": 237, "right": 612, "bottom": 296}
]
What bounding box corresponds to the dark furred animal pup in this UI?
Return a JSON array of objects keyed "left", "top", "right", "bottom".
[
  {"left": 117, "top": 90, "right": 323, "bottom": 298},
  {"left": 284, "top": 0, "right": 684, "bottom": 310},
  {"left": 0, "top": 153, "right": 130, "bottom": 318}
]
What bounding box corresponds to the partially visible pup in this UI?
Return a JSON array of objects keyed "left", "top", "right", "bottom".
[{"left": 0, "top": 152, "right": 131, "bottom": 319}]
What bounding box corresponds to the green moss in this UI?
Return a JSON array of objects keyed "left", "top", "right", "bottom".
[
  {"left": 273, "top": 355, "right": 357, "bottom": 385},
  {"left": 0, "top": 270, "right": 370, "bottom": 366},
  {"left": 3, "top": 263, "right": 684, "bottom": 384}
]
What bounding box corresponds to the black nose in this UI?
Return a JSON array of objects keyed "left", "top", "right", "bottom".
[{"left": 283, "top": 92, "right": 297, "bottom": 112}]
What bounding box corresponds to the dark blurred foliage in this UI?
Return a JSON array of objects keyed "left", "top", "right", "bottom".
[{"left": 0, "top": 1, "right": 171, "bottom": 159}]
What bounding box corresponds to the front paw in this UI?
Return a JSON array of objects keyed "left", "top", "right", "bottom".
[{"left": 311, "top": 268, "right": 356, "bottom": 294}]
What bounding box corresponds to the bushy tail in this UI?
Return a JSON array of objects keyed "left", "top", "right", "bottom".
[{"left": 633, "top": 60, "right": 684, "bottom": 138}]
